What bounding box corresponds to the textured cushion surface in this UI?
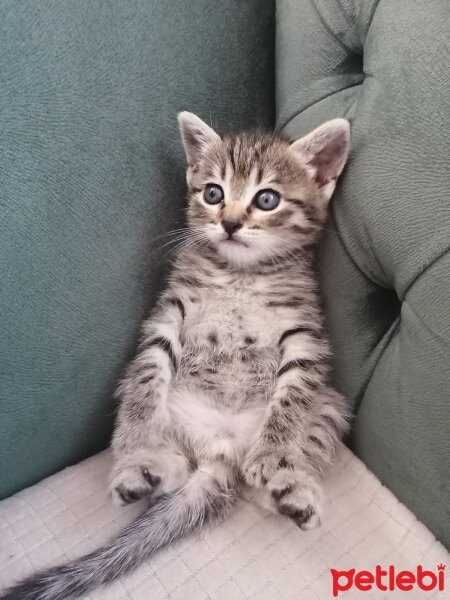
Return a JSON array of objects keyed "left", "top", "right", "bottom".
[
  {"left": 1, "top": 445, "right": 448, "bottom": 599},
  {"left": 0, "top": 0, "right": 275, "bottom": 499},
  {"left": 277, "top": 0, "right": 450, "bottom": 547}
]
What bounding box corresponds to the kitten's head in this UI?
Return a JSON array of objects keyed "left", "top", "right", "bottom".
[{"left": 178, "top": 112, "right": 350, "bottom": 268}]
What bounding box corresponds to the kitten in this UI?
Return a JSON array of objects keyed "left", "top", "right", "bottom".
[{"left": 2, "top": 112, "right": 351, "bottom": 600}]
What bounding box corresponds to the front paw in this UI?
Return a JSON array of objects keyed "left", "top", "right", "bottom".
[{"left": 110, "top": 451, "right": 162, "bottom": 507}]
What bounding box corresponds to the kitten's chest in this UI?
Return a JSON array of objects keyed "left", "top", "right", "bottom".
[{"left": 183, "top": 280, "right": 283, "bottom": 347}]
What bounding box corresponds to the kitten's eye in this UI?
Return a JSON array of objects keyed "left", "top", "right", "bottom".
[
  {"left": 204, "top": 184, "right": 224, "bottom": 205},
  {"left": 254, "top": 189, "right": 280, "bottom": 211}
]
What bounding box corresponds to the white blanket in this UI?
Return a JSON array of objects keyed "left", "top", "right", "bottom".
[{"left": 1, "top": 444, "right": 448, "bottom": 599}]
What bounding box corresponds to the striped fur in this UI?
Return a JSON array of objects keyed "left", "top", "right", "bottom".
[{"left": 2, "top": 113, "right": 350, "bottom": 599}]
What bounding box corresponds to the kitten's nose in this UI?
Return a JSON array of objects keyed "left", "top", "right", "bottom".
[{"left": 221, "top": 220, "right": 242, "bottom": 237}]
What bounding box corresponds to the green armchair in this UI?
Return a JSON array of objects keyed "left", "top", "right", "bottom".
[{"left": 1, "top": 0, "right": 448, "bottom": 561}]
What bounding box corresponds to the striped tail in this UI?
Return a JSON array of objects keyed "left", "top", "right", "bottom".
[{"left": 1, "top": 467, "right": 235, "bottom": 600}]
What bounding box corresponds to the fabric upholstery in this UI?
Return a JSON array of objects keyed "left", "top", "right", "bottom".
[
  {"left": 277, "top": 0, "right": 450, "bottom": 547},
  {"left": 0, "top": 0, "right": 275, "bottom": 499}
]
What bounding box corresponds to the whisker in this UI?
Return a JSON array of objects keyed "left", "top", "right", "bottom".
[{"left": 151, "top": 227, "right": 192, "bottom": 243}]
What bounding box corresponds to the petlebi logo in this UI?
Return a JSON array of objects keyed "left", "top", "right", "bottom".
[{"left": 330, "top": 563, "right": 446, "bottom": 596}]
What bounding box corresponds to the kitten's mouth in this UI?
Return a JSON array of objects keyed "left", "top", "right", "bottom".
[{"left": 221, "top": 236, "right": 248, "bottom": 248}]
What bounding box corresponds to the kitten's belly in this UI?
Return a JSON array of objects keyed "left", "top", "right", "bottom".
[
  {"left": 168, "top": 385, "right": 266, "bottom": 463},
  {"left": 169, "top": 287, "right": 281, "bottom": 461}
]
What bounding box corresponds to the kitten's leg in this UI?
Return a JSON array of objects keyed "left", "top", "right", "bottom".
[
  {"left": 243, "top": 327, "right": 348, "bottom": 528},
  {"left": 110, "top": 294, "right": 186, "bottom": 505},
  {"left": 244, "top": 391, "right": 347, "bottom": 528},
  {"left": 267, "top": 389, "right": 348, "bottom": 528}
]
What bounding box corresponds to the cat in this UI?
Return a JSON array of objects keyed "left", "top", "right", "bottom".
[{"left": 2, "top": 112, "right": 351, "bottom": 600}]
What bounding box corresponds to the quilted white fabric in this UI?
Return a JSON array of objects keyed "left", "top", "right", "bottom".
[{"left": 0, "top": 445, "right": 448, "bottom": 600}]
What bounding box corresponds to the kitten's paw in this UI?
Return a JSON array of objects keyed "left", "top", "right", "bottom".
[
  {"left": 268, "top": 469, "right": 322, "bottom": 530},
  {"left": 112, "top": 469, "right": 161, "bottom": 506},
  {"left": 242, "top": 449, "right": 284, "bottom": 487},
  {"left": 110, "top": 464, "right": 161, "bottom": 506},
  {"left": 110, "top": 446, "right": 191, "bottom": 506}
]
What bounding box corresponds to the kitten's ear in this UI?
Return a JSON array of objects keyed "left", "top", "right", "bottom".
[
  {"left": 178, "top": 112, "right": 220, "bottom": 165},
  {"left": 291, "top": 119, "right": 350, "bottom": 196}
]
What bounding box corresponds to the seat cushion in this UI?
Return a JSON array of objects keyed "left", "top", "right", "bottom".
[
  {"left": 1, "top": 446, "right": 448, "bottom": 599},
  {"left": 0, "top": 0, "right": 275, "bottom": 499},
  {"left": 277, "top": 0, "right": 450, "bottom": 547}
]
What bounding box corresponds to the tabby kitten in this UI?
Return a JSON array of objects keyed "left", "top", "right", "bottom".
[{"left": 3, "top": 112, "right": 350, "bottom": 600}]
